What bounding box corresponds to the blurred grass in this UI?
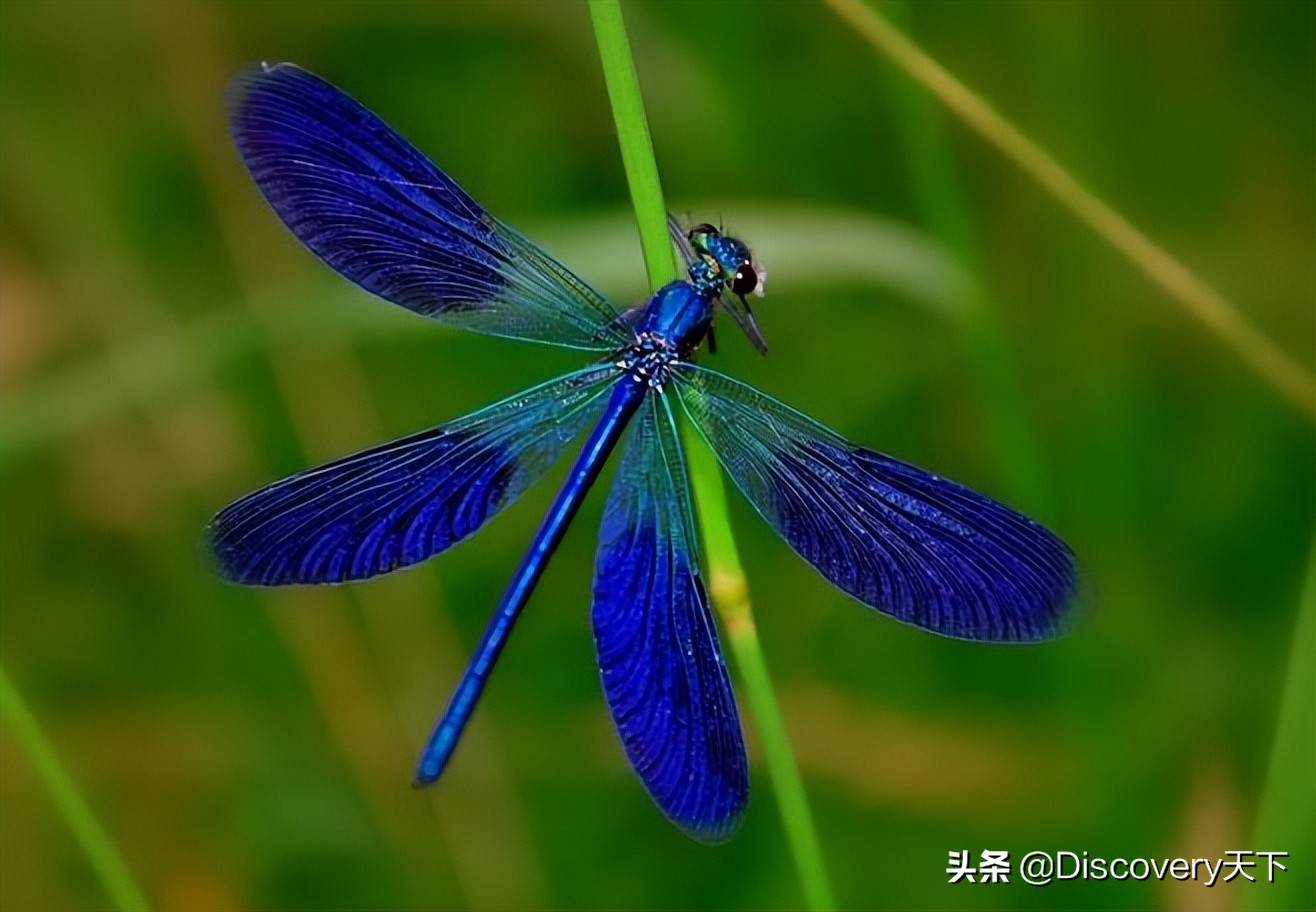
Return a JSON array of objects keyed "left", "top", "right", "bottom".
[
  {"left": 0, "top": 208, "right": 964, "bottom": 462},
  {"left": 827, "top": 0, "right": 1316, "bottom": 419},
  {"left": 1243, "top": 540, "right": 1316, "bottom": 912},
  {"left": 881, "top": 0, "right": 1055, "bottom": 518},
  {"left": 2, "top": 1, "right": 1312, "bottom": 910},
  {"left": 0, "top": 664, "right": 148, "bottom": 912}
]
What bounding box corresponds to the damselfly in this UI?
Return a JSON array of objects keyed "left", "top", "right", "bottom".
[{"left": 207, "top": 63, "right": 1077, "bottom": 842}]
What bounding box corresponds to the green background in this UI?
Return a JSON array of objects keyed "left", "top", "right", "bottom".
[{"left": 2, "top": 1, "right": 1312, "bottom": 910}]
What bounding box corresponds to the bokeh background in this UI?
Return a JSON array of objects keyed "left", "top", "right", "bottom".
[{"left": 2, "top": 1, "right": 1313, "bottom": 910}]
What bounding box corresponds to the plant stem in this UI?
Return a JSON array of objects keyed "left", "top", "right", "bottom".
[
  {"left": 589, "top": 2, "right": 834, "bottom": 907},
  {"left": 825, "top": 0, "right": 1316, "bottom": 420},
  {"left": 1242, "top": 540, "right": 1316, "bottom": 912},
  {"left": 587, "top": 0, "right": 678, "bottom": 289},
  {"left": 0, "top": 662, "right": 149, "bottom": 912},
  {"left": 681, "top": 434, "right": 836, "bottom": 912}
]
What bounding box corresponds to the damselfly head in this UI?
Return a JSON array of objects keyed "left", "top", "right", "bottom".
[
  {"left": 686, "top": 224, "right": 766, "bottom": 299},
  {"left": 686, "top": 223, "right": 769, "bottom": 355}
]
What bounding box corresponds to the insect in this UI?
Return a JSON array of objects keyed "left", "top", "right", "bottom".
[{"left": 208, "top": 63, "right": 1077, "bottom": 843}]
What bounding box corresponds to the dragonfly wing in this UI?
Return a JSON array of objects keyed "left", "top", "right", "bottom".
[
  {"left": 674, "top": 365, "right": 1077, "bottom": 642},
  {"left": 207, "top": 365, "right": 618, "bottom": 585},
  {"left": 592, "top": 394, "right": 748, "bottom": 842},
  {"left": 230, "top": 63, "right": 628, "bottom": 351}
]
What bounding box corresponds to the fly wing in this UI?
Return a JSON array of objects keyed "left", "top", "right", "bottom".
[
  {"left": 674, "top": 364, "right": 1077, "bottom": 641},
  {"left": 206, "top": 366, "right": 617, "bottom": 585},
  {"left": 230, "top": 63, "right": 629, "bottom": 351},
  {"left": 592, "top": 394, "right": 748, "bottom": 842}
]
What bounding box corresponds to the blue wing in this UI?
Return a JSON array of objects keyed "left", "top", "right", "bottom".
[
  {"left": 592, "top": 395, "right": 748, "bottom": 842},
  {"left": 229, "top": 63, "right": 629, "bottom": 351},
  {"left": 674, "top": 365, "right": 1077, "bottom": 642},
  {"left": 207, "top": 366, "right": 617, "bottom": 585}
]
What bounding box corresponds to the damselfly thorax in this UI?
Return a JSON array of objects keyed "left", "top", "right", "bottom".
[{"left": 612, "top": 281, "right": 715, "bottom": 390}]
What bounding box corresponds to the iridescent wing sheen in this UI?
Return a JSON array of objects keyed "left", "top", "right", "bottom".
[
  {"left": 229, "top": 63, "right": 628, "bottom": 351},
  {"left": 674, "top": 365, "right": 1077, "bottom": 642},
  {"left": 592, "top": 394, "right": 748, "bottom": 842},
  {"left": 207, "top": 366, "right": 618, "bottom": 585}
]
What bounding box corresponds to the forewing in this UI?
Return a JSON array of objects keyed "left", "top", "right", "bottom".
[
  {"left": 230, "top": 63, "right": 628, "bottom": 350},
  {"left": 592, "top": 395, "right": 748, "bottom": 842},
  {"left": 675, "top": 365, "right": 1077, "bottom": 641},
  {"left": 207, "top": 366, "right": 618, "bottom": 585}
]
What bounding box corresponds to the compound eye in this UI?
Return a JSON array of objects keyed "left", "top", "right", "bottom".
[
  {"left": 731, "top": 264, "right": 758, "bottom": 296},
  {"left": 687, "top": 222, "right": 719, "bottom": 239}
]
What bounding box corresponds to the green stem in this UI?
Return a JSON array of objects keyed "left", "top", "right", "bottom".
[
  {"left": 587, "top": 0, "right": 678, "bottom": 289},
  {"left": 682, "top": 434, "right": 836, "bottom": 912},
  {"left": 1242, "top": 541, "right": 1316, "bottom": 912},
  {"left": 0, "top": 662, "right": 149, "bottom": 912},
  {"left": 588, "top": 2, "right": 834, "bottom": 908}
]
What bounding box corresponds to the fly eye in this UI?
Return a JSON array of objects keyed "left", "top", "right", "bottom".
[{"left": 731, "top": 264, "right": 757, "bottom": 296}]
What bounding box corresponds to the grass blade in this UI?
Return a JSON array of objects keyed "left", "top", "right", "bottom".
[
  {"left": 682, "top": 434, "right": 836, "bottom": 912},
  {"left": 0, "top": 663, "right": 150, "bottom": 912},
  {"left": 589, "top": 2, "right": 835, "bottom": 907},
  {"left": 588, "top": 0, "right": 678, "bottom": 289},
  {"left": 825, "top": 0, "right": 1316, "bottom": 419},
  {"left": 1243, "top": 540, "right": 1316, "bottom": 912}
]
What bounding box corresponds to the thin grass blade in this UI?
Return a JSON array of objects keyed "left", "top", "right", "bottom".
[
  {"left": 588, "top": 2, "right": 835, "bottom": 906},
  {"left": 0, "top": 663, "right": 150, "bottom": 912}
]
